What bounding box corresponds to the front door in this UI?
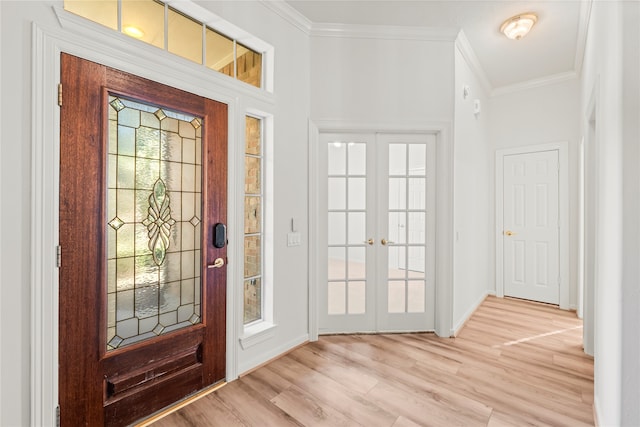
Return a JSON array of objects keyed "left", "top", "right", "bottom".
[
  {"left": 319, "top": 132, "right": 435, "bottom": 333},
  {"left": 503, "top": 150, "right": 559, "bottom": 304},
  {"left": 59, "top": 54, "right": 228, "bottom": 426}
]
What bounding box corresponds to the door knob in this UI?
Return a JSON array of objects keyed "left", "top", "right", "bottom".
[
  {"left": 363, "top": 238, "right": 374, "bottom": 245},
  {"left": 207, "top": 257, "right": 225, "bottom": 268},
  {"left": 381, "top": 238, "right": 395, "bottom": 245},
  {"left": 504, "top": 230, "right": 516, "bottom": 236}
]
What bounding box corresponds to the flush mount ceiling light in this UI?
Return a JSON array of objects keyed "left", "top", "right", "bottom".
[
  {"left": 123, "top": 25, "right": 145, "bottom": 39},
  {"left": 500, "top": 13, "right": 538, "bottom": 40}
]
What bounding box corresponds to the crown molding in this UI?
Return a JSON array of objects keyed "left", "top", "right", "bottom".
[
  {"left": 574, "top": 0, "right": 593, "bottom": 74},
  {"left": 491, "top": 71, "right": 578, "bottom": 97},
  {"left": 258, "top": 0, "right": 312, "bottom": 35},
  {"left": 311, "top": 22, "right": 459, "bottom": 41},
  {"left": 454, "top": 30, "right": 493, "bottom": 96}
]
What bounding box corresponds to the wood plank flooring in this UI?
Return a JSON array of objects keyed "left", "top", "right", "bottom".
[{"left": 151, "top": 296, "right": 594, "bottom": 426}]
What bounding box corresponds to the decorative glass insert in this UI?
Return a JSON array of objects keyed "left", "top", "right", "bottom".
[
  {"left": 244, "top": 116, "right": 263, "bottom": 324},
  {"left": 64, "top": 0, "right": 265, "bottom": 89},
  {"left": 107, "top": 94, "right": 203, "bottom": 351}
]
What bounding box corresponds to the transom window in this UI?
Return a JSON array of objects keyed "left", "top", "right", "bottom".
[{"left": 64, "top": 0, "right": 263, "bottom": 88}]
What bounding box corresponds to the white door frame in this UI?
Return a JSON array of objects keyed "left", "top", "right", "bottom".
[
  {"left": 309, "top": 120, "right": 454, "bottom": 338},
  {"left": 495, "top": 142, "right": 570, "bottom": 309}
]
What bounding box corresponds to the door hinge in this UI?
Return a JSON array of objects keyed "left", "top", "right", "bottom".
[
  {"left": 56, "top": 245, "right": 62, "bottom": 268},
  {"left": 57, "top": 83, "right": 63, "bottom": 107},
  {"left": 56, "top": 405, "right": 60, "bottom": 427}
]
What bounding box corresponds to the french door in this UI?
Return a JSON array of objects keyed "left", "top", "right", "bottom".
[
  {"left": 319, "top": 133, "right": 435, "bottom": 333},
  {"left": 59, "top": 54, "right": 227, "bottom": 426}
]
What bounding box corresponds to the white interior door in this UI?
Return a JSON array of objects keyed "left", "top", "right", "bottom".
[
  {"left": 503, "top": 150, "right": 560, "bottom": 304},
  {"left": 319, "top": 132, "right": 435, "bottom": 333}
]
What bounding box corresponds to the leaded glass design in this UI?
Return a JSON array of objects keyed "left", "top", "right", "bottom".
[{"left": 107, "top": 95, "right": 203, "bottom": 351}]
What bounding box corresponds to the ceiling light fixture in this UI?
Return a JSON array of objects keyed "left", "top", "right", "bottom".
[
  {"left": 500, "top": 13, "right": 537, "bottom": 40},
  {"left": 123, "top": 25, "right": 145, "bottom": 39}
]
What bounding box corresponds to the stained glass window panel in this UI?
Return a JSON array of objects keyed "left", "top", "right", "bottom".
[{"left": 106, "top": 95, "right": 203, "bottom": 351}]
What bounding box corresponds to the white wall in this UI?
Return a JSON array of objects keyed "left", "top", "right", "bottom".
[
  {"left": 310, "top": 30, "right": 457, "bottom": 336},
  {"left": 451, "top": 43, "right": 492, "bottom": 332},
  {"left": 0, "top": 1, "right": 310, "bottom": 425},
  {"left": 1, "top": 3, "right": 53, "bottom": 425},
  {"left": 582, "top": 1, "right": 640, "bottom": 425},
  {"left": 620, "top": 3, "right": 640, "bottom": 425},
  {"left": 489, "top": 77, "right": 581, "bottom": 309},
  {"left": 311, "top": 34, "right": 454, "bottom": 123},
  {"left": 199, "top": 0, "right": 312, "bottom": 376}
]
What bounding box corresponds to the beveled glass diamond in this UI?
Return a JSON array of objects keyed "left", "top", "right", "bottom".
[
  {"left": 152, "top": 323, "right": 165, "bottom": 335},
  {"left": 108, "top": 216, "right": 125, "bottom": 230},
  {"left": 108, "top": 335, "right": 124, "bottom": 349},
  {"left": 154, "top": 109, "right": 167, "bottom": 121},
  {"left": 190, "top": 118, "right": 202, "bottom": 129},
  {"left": 189, "top": 314, "right": 200, "bottom": 324},
  {"left": 109, "top": 98, "right": 125, "bottom": 112},
  {"left": 189, "top": 216, "right": 200, "bottom": 227}
]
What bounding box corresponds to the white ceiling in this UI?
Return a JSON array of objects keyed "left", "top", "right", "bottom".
[{"left": 284, "top": 0, "right": 586, "bottom": 91}]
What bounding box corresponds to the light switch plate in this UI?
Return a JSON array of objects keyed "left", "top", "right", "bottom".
[{"left": 287, "top": 232, "right": 301, "bottom": 247}]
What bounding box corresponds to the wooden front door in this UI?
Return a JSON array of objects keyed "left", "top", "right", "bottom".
[{"left": 59, "top": 53, "right": 227, "bottom": 426}]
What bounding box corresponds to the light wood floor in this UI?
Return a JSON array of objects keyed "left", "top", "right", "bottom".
[{"left": 152, "top": 296, "right": 594, "bottom": 426}]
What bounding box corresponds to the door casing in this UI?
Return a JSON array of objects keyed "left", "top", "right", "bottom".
[{"left": 495, "top": 142, "right": 570, "bottom": 309}]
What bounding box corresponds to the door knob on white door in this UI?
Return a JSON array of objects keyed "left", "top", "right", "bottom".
[
  {"left": 381, "top": 238, "right": 395, "bottom": 245},
  {"left": 363, "top": 238, "right": 374, "bottom": 245},
  {"left": 504, "top": 230, "right": 516, "bottom": 236}
]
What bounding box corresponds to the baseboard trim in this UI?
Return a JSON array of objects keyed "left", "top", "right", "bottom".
[
  {"left": 451, "top": 291, "right": 492, "bottom": 337},
  {"left": 237, "top": 333, "right": 309, "bottom": 376}
]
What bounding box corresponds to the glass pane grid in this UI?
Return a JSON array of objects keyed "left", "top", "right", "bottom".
[
  {"left": 64, "top": 0, "right": 264, "bottom": 89},
  {"left": 244, "top": 116, "right": 264, "bottom": 324},
  {"left": 107, "top": 95, "right": 203, "bottom": 351},
  {"left": 327, "top": 141, "right": 367, "bottom": 316},
  {"left": 387, "top": 142, "right": 427, "bottom": 315}
]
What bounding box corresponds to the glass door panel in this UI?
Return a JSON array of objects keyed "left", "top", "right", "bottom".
[
  {"left": 320, "top": 134, "right": 376, "bottom": 333},
  {"left": 377, "top": 134, "right": 436, "bottom": 332},
  {"left": 327, "top": 141, "right": 368, "bottom": 315},
  {"left": 106, "top": 95, "right": 203, "bottom": 350}
]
